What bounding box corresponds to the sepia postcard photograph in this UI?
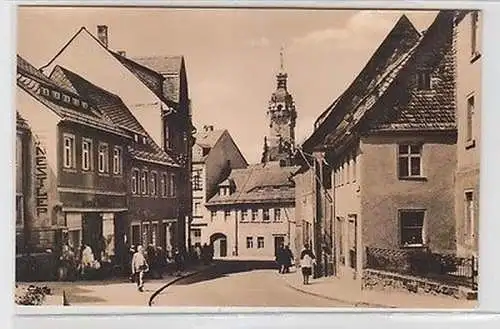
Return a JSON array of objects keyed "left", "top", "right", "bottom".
[{"left": 14, "top": 5, "right": 480, "bottom": 309}]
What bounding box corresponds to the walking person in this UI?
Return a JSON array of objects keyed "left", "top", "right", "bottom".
[
  {"left": 299, "top": 244, "right": 316, "bottom": 285},
  {"left": 131, "top": 245, "right": 149, "bottom": 292},
  {"left": 173, "top": 248, "right": 184, "bottom": 276},
  {"left": 275, "top": 245, "right": 285, "bottom": 274},
  {"left": 283, "top": 245, "right": 294, "bottom": 274}
]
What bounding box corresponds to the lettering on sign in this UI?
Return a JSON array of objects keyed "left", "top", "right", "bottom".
[{"left": 35, "top": 142, "right": 49, "bottom": 218}]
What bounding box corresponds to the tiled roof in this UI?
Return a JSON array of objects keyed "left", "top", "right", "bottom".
[
  {"left": 133, "top": 56, "right": 184, "bottom": 103},
  {"left": 17, "top": 55, "right": 129, "bottom": 138},
  {"left": 111, "top": 52, "right": 177, "bottom": 107},
  {"left": 192, "top": 129, "right": 225, "bottom": 163},
  {"left": 133, "top": 56, "right": 183, "bottom": 75},
  {"left": 307, "top": 11, "right": 457, "bottom": 150},
  {"left": 48, "top": 65, "right": 179, "bottom": 167},
  {"left": 206, "top": 162, "right": 300, "bottom": 206}
]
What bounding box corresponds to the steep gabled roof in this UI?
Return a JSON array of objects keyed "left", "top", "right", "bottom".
[
  {"left": 48, "top": 65, "right": 179, "bottom": 167},
  {"left": 17, "top": 55, "right": 129, "bottom": 138},
  {"left": 303, "top": 14, "right": 422, "bottom": 150},
  {"left": 319, "top": 10, "right": 457, "bottom": 149},
  {"left": 133, "top": 56, "right": 183, "bottom": 75},
  {"left": 206, "top": 162, "right": 300, "bottom": 206}
]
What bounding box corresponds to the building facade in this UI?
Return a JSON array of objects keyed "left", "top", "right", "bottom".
[
  {"left": 454, "top": 10, "right": 481, "bottom": 258},
  {"left": 16, "top": 55, "right": 131, "bottom": 262},
  {"left": 204, "top": 162, "right": 299, "bottom": 259},
  {"left": 190, "top": 125, "right": 248, "bottom": 247},
  {"left": 48, "top": 65, "right": 181, "bottom": 260},
  {"left": 301, "top": 11, "right": 460, "bottom": 283},
  {"left": 40, "top": 25, "right": 194, "bottom": 253}
]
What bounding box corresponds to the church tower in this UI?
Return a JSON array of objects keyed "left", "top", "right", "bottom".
[{"left": 261, "top": 48, "right": 297, "bottom": 166}]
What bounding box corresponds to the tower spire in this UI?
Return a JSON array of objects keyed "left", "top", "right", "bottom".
[{"left": 279, "top": 46, "right": 285, "bottom": 72}]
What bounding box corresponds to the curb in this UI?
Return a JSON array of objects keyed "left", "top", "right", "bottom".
[
  {"left": 148, "top": 265, "right": 215, "bottom": 306},
  {"left": 279, "top": 274, "right": 396, "bottom": 308}
]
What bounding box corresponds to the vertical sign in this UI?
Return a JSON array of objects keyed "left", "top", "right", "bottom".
[{"left": 34, "top": 141, "right": 49, "bottom": 220}]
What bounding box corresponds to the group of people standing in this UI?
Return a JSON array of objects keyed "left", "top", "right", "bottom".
[{"left": 275, "top": 244, "right": 317, "bottom": 285}]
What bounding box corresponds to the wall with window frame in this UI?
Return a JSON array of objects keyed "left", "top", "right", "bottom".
[{"left": 359, "top": 132, "right": 457, "bottom": 254}]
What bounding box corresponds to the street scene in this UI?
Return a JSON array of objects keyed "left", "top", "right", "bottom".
[{"left": 15, "top": 7, "right": 480, "bottom": 309}]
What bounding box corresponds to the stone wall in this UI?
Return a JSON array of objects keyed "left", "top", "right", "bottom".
[{"left": 362, "top": 269, "right": 477, "bottom": 300}]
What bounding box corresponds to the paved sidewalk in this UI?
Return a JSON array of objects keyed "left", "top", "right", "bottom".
[
  {"left": 17, "top": 264, "right": 211, "bottom": 306},
  {"left": 278, "top": 269, "right": 478, "bottom": 309}
]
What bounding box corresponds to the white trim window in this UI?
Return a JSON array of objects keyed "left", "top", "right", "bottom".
[
  {"left": 151, "top": 171, "right": 158, "bottom": 196},
  {"left": 399, "top": 210, "right": 425, "bottom": 247},
  {"left": 63, "top": 134, "right": 76, "bottom": 169},
  {"left": 224, "top": 209, "right": 231, "bottom": 221},
  {"left": 257, "top": 237, "right": 265, "bottom": 249},
  {"left": 112, "top": 146, "right": 122, "bottom": 175},
  {"left": 466, "top": 95, "right": 475, "bottom": 142},
  {"left": 263, "top": 209, "right": 270, "bottom": 222},
  {"left": 251, "top": 209, "right": 258, "bottom": 221},
  {"left": 241, "top": 209, "right": 248, "bottom": 222},
  {"left": 169, "top": 173, "right": 176, "bottom": 197},
  {"left": 162, "top": 173, "right": 168, "bottom": 197},
  {"left": 398, "top": 144, "right": 422, "bottom": 178},
  {"left": 246, "top": 237, "right": 253, "bottom": 249},
  {"left": 210, "top": 210, "right": 217, "bottom": 221},
  {"left": 81, "top": 138, "right": 92, "bottom": 171},
  {"left": 141, "top": 170, "right": 149, "bottom": 195},
  {"left": 471, "top": 11, "right": 479, "bottom": 56},
  {"left": 98, "top": 142, "right": 109, "bottom": 173},
  {"left": 274, "top": 208, "right": 281, "bottom": 222},
  {"left": 131, "top": 168, "right": 139, "bottom": 194}
]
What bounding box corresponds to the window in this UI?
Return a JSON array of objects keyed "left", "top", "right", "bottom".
[
  {"left": 165, "top": 124, "right": 171, "bottom": 149},
  {"left": 169, "top": 173, "right": 176, "bottom": 197},
  {"left": 81, "top": 102, "right": 88, "bottom": 109},
  {"left": 400, "top": 210, "right": 425, "bottom": 247},
  {"left": 162, "top": 173, "right": 168, "bottom": 197},
  {"left": 352, "top": 154, "right": 357, "bottom": 182},
  {"left": 398, "top": 144, "right": 422, "bottom": 178},
  {"left": 63, "top": 94, "right": 71, "bottom": 103},
  {"left": 465, "top": 191, "right": 475, "bottom": 242},
  {"left": 467, "top": 95, "right": 475, "bottom": 142},
  {"left": 41, "top": 88, "right": 50, "bottom": 96},
  {"left": 63, "top": 134, "right": 75, "bottom": 169},
  {"left": 192, "top": 169, "right": 203, "bottom": 191},
  {"left": 251, "top": 209, "right": 258, "bottom": 221},
  {"left": 52, "top": 90, "right": 61, "bottom": 99},
  {"left": 131, "top": 225, "right": 140, "bottom": 246},
  {"left": 345, "top": 159, "right": 350, "bottom": 184},
  {"left": 194, "top": 202, "right": 201, "bottom": 216},
  {"left": 72, "top": 98, "right": 80, "bottom": 106},
  {"left": 193, "top": 229, "right": 201, "bottom": 238},
  {"left": 151, "top": 172, "right": 158, "bottom": 196},
  {"left": 202, "top": 147, "right": 211, "bottom": 157},
  {"left": 142, "top": 136, "right": 147, "bottom": 145},
  {"left": 112, "top": 146, "right": 122, "bottom": 175},
  {"left": 211, "top": 210, "right": 217, "bottom": 221},
  {"left": 257, "top": 237, "right": 265, "bottom": 249},
  {"left": 263, "top": 209, "right": 270, "bottom": 221},
  {"left": 241, "top": 209, "right": 248, "bottom": 222},
  {"left": 141, "top": 170, "right": 149, "bottom": 195},
  {"left": 224, "top": 209, "right": 231, "bottom": 221},
  {"left": 274, "top": 208, "right": 281, "bottom": 222},
  {"left": 81, "top": 138, "right": 92, "bottom": 171},
  {"left": 340, "top": 164, "right": 344, "bottom": 185},
  {"left": 98, "top": 143, "right": 109, "bottom": 173},
  {"left": 471, "top": 11, "right": 479, "bottom": 56},
  {"left": 134, "top": 134, "right": 139, "bottom": 143},
  {"left": 246, "top": 237, "right": 253, "bottom": 249},
  {"left": 416, "top": 71, "right": 431, "bottom": 90},
  {"left": 219, "top": 186, "right": 230, "bottom": 196},
  {"left": 131, "top": 169, "right": 139, "bottom": 194}
]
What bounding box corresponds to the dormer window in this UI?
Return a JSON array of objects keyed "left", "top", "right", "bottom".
[
  {"left": 81, "top": 101, "right": 88, "bottom": 109},
  {"left": 219, "top": 186, "right": 231, "bottom": 196},
  {"left": 202, "top": 147, "right": 211, "bottom": 157},
  {"left": 416, "top": 71, "right": 431, "bottom": 90},
  {"left": 72, "top": 98, "right": 80, "bottom": 106},
  {"left": 134, "top": 134, "right": 139, "bottom": 143},
  {"left": 52, "top": 90, "right": 61, "bottom": 99},
  {"left": 142, "top": 136, "right": 147, "bottom": 144},
  {"left": 63, "top": 94, "right": 71, "bottom": 103},
  {"left": 41, "top": 87, "right": 50, "bottom": 96}
]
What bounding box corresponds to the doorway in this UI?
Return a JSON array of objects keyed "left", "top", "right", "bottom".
[
  {"left": 210, "top": 233, "right": 227, "bottom": 258},
  {"left": 82, "top": 213, "right": 103, "bottom": 260}
]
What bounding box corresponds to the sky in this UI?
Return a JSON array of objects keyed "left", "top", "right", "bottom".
[{"left": 17, "top": 7, "right": 438, "bottom": 164}]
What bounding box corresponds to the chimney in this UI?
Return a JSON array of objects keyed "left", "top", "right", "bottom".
[
  {"left": 97, "top": 25, "right": 108, "bottom": 48},
  {"left": 117, "top": 50, "right": 126, "bottom": 57}
]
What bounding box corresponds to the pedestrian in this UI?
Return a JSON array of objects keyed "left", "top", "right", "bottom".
[
  {"left": 80, "top": 244, "right": 95, "bottom": 279},
  {"left": 283, "top": 245, "right": 294, "bottom": 273},
  {"left": 299, "top": 244, "right": 316, "bottom": 285},
  {"left": 275, "top": 245, "right": 285, "bottom": 274},
  {"left": 131, "top": 245, "right": 149, "bottom": 292},
  {"left": 173, "top": 248, "right": 184, "bottom": 276},
  {"left": 195, "top": 244, "right": 202, "bottom": 263}
]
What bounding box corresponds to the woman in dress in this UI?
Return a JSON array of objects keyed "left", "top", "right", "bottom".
[{"left": 299, "top": 244, "right": 316, "bottom": 285}]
